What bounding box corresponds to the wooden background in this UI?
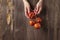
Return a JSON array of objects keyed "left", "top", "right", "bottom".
[{"left": 0, "top": 0, "right": 60, "bottom": 40}]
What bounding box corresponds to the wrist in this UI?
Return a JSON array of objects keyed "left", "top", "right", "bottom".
[
  {"left": 39, "top": 0, "right": 43, "bottom": 3},
  {"left": 23, "top": 0, "right": 27, "bottom": 2}
]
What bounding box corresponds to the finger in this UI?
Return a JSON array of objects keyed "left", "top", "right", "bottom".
[
  {"left": 26, "top": 7, "right": 28, "bottom": 13},
  {"left": 37, "top": 6, "right": 41, "bottom": 14},
  {"left": 27, "top": 6, "right": 30, "bottom": 13},
  {"left": 25, "top": 12, "right": 29, "bottom": 18},
  {"left": 34, "top": 7, "right": 37, "bottom": 12},
  {"left": 37, "top": 7, "right": 41, "bottom": 14},
  {"left": 25, "top": 7, "right": 29, "bottom": 18},
  {"left": 36, "top": 6, "right": 39, "bottom": 14},
  {"left": 34, "top": 6, "right": 38, "bottom": 15}
]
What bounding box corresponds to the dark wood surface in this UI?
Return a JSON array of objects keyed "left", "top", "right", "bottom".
[{"left": 0, "top": 0, "right": 60, "bottom": 40}]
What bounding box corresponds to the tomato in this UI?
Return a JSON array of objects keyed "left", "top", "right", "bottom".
[
  {"left": 29, "top": 20, "right": 35, "bottom": 26},
  {"left": 36, "top": 17, "right": 42, "bottom": 23},
  {"left": 28, "top": 12, "right": 35, "bottom": 19},
  {"left": 34, "top": 23, "right": 41, "bottom": 29}
]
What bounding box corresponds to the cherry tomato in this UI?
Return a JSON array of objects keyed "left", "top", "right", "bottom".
[
  {"left": 29, "top": 20, "right": 35, "bottom": 26},
  {"left": 36, "top": 17, "right": 42, "bottom": 23},
  {"left": 34, "top": 23, "right": 41, "bottom": 29},
  {"left": 28, "top": 12, "right": 35, "bottom": 19}
]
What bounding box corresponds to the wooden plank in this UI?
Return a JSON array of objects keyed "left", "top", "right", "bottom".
[{"left": 0, "top": 0, "right": 60, "bottom": 40}]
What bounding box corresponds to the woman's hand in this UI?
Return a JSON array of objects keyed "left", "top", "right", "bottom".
[
  {"left": 23, "top": 0, "right": 30, "bottom": 18},
  {"left": 34, "top": 0, "right": 43, "bottom": 15}
]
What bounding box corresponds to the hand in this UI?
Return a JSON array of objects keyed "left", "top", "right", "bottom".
[
  {"left": 23, "top": 0, "right": 30, "bottom": 18},
  {"left": 34, "top": 0, "right": 43, "bottom": 15}
]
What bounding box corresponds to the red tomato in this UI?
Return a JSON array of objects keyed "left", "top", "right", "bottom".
[
  {"left": 29, "top": 20, "right": 35, "bottom": 26},
  {"left": 36, "top": 17, "right": 42, "bottom": 23},
  {"left": 28, "top": 12, "right": 35, "bottom": 19},
  {"left": 34, "top": 23, "right": 41, "bottom": 29}
]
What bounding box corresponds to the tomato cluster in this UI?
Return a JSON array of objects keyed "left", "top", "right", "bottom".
[
  {"left": 28, "top": 11, "right": 42, "bottom": 29},
  {"left": 28, "top": 12, "right": 35, "bottom": 19}
]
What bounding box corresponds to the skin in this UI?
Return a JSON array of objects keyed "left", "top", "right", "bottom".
[
  {"left": 34, "top": 0, "right": 43, "bottom": 15},
  {"left": 23, "top": 0, "right": 43, "bottom": 18}
]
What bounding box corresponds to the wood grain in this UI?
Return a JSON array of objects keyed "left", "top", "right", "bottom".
[{"left": 0, "top": 0, "right": 60, "bottom": 40}]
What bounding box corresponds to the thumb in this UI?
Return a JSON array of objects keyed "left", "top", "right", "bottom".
[
  {"left": 27, "top": 6, "right": 30, "bottom": 13},
  {"left": 25, "top": 7, "right": 30, "bottom": 18}
]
